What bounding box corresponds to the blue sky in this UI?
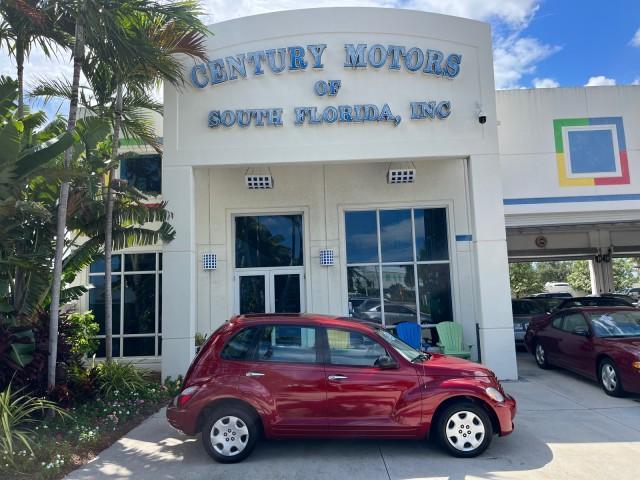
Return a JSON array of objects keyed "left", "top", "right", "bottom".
[{"left": 1, "top": 0, "right": 639, "bottom": 119}]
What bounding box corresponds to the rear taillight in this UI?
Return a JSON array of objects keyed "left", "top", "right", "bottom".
[{"left": 176, "top": 385, "right": 200, "bottom": 408}]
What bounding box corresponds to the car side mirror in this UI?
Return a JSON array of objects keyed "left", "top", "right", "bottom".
[
  {"left": 374, "top": 355, "right": 398, "bottom": 369},
  {"left": 573, "top": 326, "right": 591, "bottom": 337}
]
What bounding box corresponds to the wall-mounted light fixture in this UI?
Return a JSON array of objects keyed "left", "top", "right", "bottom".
[
  {"left": 202, "top": 253, "right": 217, "bottom": 270},
  {"left": 387, "top": 162, "right": 416, "bottom": 184},
  {"left": 245, "top": 167, "right": 273, "bottom": 189},
  {"left": 319, "top": 249, "right": 335, "bottom": 266}
]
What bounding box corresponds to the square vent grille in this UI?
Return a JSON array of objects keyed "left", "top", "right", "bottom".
[
  {"left": 202, "top": 253, "right": 217, "bottom": 270},
  {"left": 319, "top": 249, "right": 335, "bottom": 266},
  {"left": 245, "top": 175, "right": 273, "bottom": 189},
  {"left": 387, "top": 168, "right": 416, "bottom": 184}
]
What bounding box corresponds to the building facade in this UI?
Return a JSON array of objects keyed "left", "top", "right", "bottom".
[{"left": 81, "top": 8, "right": 640, "bottom": 381}]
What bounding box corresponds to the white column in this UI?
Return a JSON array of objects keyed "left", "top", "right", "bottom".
[
  {"left": 467, "top": 154, "right": 518, "bottom": 380},
  {"left": 589, "top": 255, "right": 614, "bottom": 295},
  {"left": 162, "top": 165, "right": 197, "bottom": 381}
]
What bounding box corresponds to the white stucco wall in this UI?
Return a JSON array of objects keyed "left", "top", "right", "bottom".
[{"left": 162, "top": 8, "right": 516, "bottom": 379}]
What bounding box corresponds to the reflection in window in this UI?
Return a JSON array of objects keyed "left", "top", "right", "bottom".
[
  {"left": 327, "top": 329, "right": 386, "bottom": 366},
  {"left": 273, "top": 274, "right": 301, "bottom": 313},
  {"left": 89, "top": 276, "right": 121, "bottom": 335},
  {"left": 120, "top": 154, "right": 161, "bottom": 195},
  {"left": 345, "top": 208, "right": 452, "bottom": 327},
  {"left": 123, "top": 274, "right": 156, "bottom": 334},
  {"left": 256, "top": 326, "right": 317, "bottom": 363},
  {"left": 235, "top": 215, "right": 303, "bottom": 268}
]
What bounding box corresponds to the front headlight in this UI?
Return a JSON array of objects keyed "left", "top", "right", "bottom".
[
  {"left": 485, "top": 386, "right": 505, "bottom": 403},
  {"left": 632, "top": 361, "right": 640, "bottom": 370}
]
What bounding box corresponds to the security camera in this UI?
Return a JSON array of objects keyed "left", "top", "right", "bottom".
[{"left": 478, "top": 111, "right": 487, "bottom": 124}]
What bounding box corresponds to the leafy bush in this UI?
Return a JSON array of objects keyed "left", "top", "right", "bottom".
[
  {"left": 163, "top": 375, "right": 183, "bottom": 397},
  {"left": 0, "top": 383, "right": 68, "bottom": 466},
  {"left": 96, "top": 361, "right": 150, "bottom": 399},
  {"left": 64, "top": 311, "right": 99, "bottom": 359}
]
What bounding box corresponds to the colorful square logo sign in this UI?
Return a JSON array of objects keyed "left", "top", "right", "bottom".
[{"left": 553, "top": 117, "right": 629, "bottom": 187}]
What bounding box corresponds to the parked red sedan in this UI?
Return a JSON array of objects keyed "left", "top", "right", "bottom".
[
  {"left": 167, "top": 314, "right": 516, "bottom": 463},
  {"left": 525, "top": 307, "right": 640, "bottom": 396}
]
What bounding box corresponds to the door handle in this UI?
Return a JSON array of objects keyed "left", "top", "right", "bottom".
[
  {"left": 246, "top": 371, "right": 265, "bottom": 377},
  {"left": 327, "top": 374, "right": 348, "bottom": 381}
]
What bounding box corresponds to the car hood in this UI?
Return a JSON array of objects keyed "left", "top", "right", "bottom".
[{"left": 414, "top": 353, "right": 495, "bottom": 378}]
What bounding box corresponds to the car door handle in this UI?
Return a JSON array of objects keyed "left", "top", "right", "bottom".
[
  {"left": 327, "top": 374, "right": 348, "bottom": 381},
  {"left": 246, "top": 371, "right": 265, "bottom": 377}
]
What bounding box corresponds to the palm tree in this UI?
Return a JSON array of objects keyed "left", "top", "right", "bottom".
[
  {"left": 0, "top": 0, "right": 66, "bottom": 118},
  {"left": 46, "top": 0, "right": 208, "bottom": 381}
]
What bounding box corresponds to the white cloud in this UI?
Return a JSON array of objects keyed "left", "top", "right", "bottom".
[
  {"left": 532, "top": 77, "right": 559, "bottom": 88},
  {"left": 493, "top": 35, "right": 560, "bottom": 89},
  {"left": 585, "top": 75, "right": 616, "bottom": 87},
  {"left": 632, "top": 77, "right": 640, "bottom": 85},
  {"left": 630, "top": 28, "right": 640, "bottom": 47}
]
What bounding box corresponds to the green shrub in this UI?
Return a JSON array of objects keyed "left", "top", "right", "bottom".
[
  {"left": 96, "top": 361, "right": 150, "bottom": 399},
  {"left": 163, "top": 375, "right": 183, "bottom": 397},
  {"left": 0, "top": 383, "right": 68, "bottom": 465},
  {"left": 65, "top": 311, "right": 99, "bottom": 359}
]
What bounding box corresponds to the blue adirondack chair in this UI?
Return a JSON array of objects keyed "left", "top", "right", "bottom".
[
  {"left": 435, "top": 322, "right": 471, "bottom": 358},
  {"left": 395, "top": 322, "right": 422, "bottom": 349}
]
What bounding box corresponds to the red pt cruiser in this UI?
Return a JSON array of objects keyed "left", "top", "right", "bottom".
[{"left": 167, "top": 314, "right": 516, "bottom": 463}]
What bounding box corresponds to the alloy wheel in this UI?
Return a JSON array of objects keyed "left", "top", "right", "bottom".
[
  {"left": 535, "top": 344, "right": 545, "bottom": 366},
  {"left": 445, "top": 410, "right": 486, "bottom": 452},
  {"left": 210, "top": 416, "right": 250, "bottom": 457},
  {"left": 601, "top": 364, "right": 617, "bottom": 392}
]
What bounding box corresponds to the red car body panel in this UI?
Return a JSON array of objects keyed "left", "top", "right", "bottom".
[
  {"left": 525, "top": 307, "right": 640, "bottom": 394},
  {"left": 167, "top": 314, "right": 516, "bottom": 439}
]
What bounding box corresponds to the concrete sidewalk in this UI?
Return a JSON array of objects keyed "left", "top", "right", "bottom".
[{"left": 66, "top": 353, "right": 640, "bottom": 480}]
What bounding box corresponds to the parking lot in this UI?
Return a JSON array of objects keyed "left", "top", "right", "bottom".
[{"left": 66, "top": 352, "right": 640, "bottom": 480}]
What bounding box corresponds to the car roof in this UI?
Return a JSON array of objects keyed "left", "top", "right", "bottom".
[
  {"left": 555, "top": 306, "right": 638, "bottom": 314},
  {"left": 229, "top": 313, "right": 380, "bottom": 332}
]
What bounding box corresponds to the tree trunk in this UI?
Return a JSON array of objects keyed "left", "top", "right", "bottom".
[
  {"left": 16, "top": 39, "right": 24, "bottom": 119},
  {"left": 104, "top": 83, "right": 123, "bottom": 361},
  {"left": 48, "top": 18, "right": 85, "bottom": 391}
]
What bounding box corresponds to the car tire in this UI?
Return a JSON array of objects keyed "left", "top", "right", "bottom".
[
  {"left": 202, "top": 405, "right": 260, "bottom": 463},
  {"left": 599, "top": 359, "right": 625, "bottom": 397},
  {"left": 436, "top": 402, "right": 493, "bottom": 458},
  {"left": 534, "top": 341, "right": 551, "bottom": 369}
]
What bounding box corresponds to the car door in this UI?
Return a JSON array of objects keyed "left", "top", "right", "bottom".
[
  {"left": 323, "top": 327, "right": 422, "bottom": 437},
  {"left": 224, "top": 324, "right": 328, "bottom": 436},
  {"left": 537, "top": 313, "right": 565, "bottom": 364},
  {"left": 557, "top": 312, "right": 595, "bottom": 377}
]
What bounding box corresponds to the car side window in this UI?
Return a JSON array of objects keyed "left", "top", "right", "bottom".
[
  {"left": 551, "top": 316, "right": 563, "bottom": 329},
  {"left": 220, "top": 326, "right": 260, "bottom": 361},
  {"left": 327, "top": 328, "right": 387, "bottom": 367},
  {"left": 255, "top": 325, "right": 318, "bottom": 364},
  {"left": 561, "top": 313, "right": 588, "bottom": 334}
]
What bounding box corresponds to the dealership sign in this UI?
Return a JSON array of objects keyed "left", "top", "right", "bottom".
[{"left": 190, "top": 43, "right": 462, "bottom": 128}]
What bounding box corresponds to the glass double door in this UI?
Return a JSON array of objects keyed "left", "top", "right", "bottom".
[{"left": 235, "top": 268, "right": 305, "bottom": 315}]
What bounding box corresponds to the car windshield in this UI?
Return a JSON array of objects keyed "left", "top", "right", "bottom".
[
  {"left": 375, "top": 328, "right": 424, "bottom": 362},
  {"left": 589, "top": 311, "right": 640, "bottom": 338},
  {"left": 512, "top": 300, "right": 545, "bottom": 315}
]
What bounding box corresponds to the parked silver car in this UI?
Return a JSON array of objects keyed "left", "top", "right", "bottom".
[{"left": 511, "top": 299, "right": 545, "bottom": 346}]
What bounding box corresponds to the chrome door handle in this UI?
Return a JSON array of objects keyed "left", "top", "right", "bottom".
[
  {"left": 328, "top": 374, "right": 348, "bottom": 381},
  {"left": 246, "top": 371, "right": 265, "bottom": 377}
]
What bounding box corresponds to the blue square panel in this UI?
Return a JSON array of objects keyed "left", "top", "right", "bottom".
[{"left": 568, "top": 129, "right": 616, "bottom": 174}]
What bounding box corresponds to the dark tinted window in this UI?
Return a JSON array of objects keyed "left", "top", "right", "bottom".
[
  {"left": 123, "top": 274, "right": 155, "bottom": 334},
  {"left": 90, "top": 255, "right": 121, "bottom": 273},
  {"left": 345, "top": 211, "right": 378, "bottom": 264},
  {"left": 256, "top": 325, "right": 317, "bottom": 363},
  {"left": 552, "top": 316, "right": 563, "bottom": 329},
  {"left": 418, "top": 264, "right": 453, "bottom": 323},
  {"left": 327, "top": 329, "right": 387, "bottom": 366},
  {"left": 221, "top": 327, "right": 260, "bottom": 360},
  {"left": 512, "top": 300, "right": 545, "bottom": 315},
  {"left": 125, "top": 253, "right": 156, "bottom": 272},
  {"left": 414, "top": 208, "right": 449, "bottom": 261},
  {"left": 380, "top": 209, "right": 413, "bottom": 262},
  {"left": 561, "top": 313, "right": 588, "bottom": 333},
  {"left": 120, "top": 154, "right": 161, "bottom": 195},
  {"left": 235, "top": 215, "right": 303, "bottom": 268}
]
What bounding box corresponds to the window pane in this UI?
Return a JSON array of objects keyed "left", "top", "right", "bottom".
[
  {"left": 89, "top": 255, "right": 121, "bottom": 274},
  {"left": 415, "top": 208, "right": 449, "bottom": 261},
  {"left": 256, "top": 326, "right": 317, "bottom": 363},
  {"left": 417, "top": 264, "right": 453, "bottom": 323},
  {"left": 89, "top": 276, "right": 121, "bottom": 335},
  {"left": 96, "top": 338, "right": 120, "bottom": 358},
  {"left": 158, "top": 253, "right": 162, "bottom": 271},
  {"left": 123, "top": 274, "right": 156, "bottom": 334},
  {"left": 382, "top": 266, "right": 416, "bottom": 325},
  {"left": 235, "top": 215, "right": 303, "bottom": 268},
  {"left": 221, "top": 327, "right": 260, "bottom": 360},
  {"left": 273, "top": 274, "right": 301, "bottom": 313},
  {"left": 345, "top": 211, "right": 378, "bottom": 264},
  {"left": 123, "top": 337, "right": 155, "bottom": 357},
  {"left": 239, "top": 276, "right": 265, "bottom": 314},
  {"left": 327, "top": 329, "right": 387, "bottom": 366},
  {"left": 348, "top": 266, "right": 380, "bottom": 317},
  {"left": 562, "top": 313, "right": 587, "bottom": 333},
  {"left": 125, "top": 253, "right": 156, "bottom": 272},
  {"left": 380, "top": 209, "right": 413, "bottom": 262},
  {"left": 120, "top": 154, "right": 161, "bottom": 195}
]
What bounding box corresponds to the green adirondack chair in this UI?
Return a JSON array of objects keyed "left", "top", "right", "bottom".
[{"left": 436, "top": 322, "right": 471, "bottom": 359}]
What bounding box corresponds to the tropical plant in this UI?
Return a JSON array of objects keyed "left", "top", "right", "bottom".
[
  {"left": 0, "top": 382, "right": 68, "bottom": 464},
  {"left": 95, "top": 361, "right": 150, "bottom": 399},
  {"left": 64, "top": 311, "right": 99, "bottom": 358}
]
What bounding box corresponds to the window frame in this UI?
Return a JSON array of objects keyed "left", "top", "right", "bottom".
[
  {"left": 560, "top": 312, "right": 590, "bottom": 336},
  {"left": 88, "top": 251, "right": 162, "bottom": 358},
  {"left": 343, "top": 206, "right": 454, "bottom": 327}
]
